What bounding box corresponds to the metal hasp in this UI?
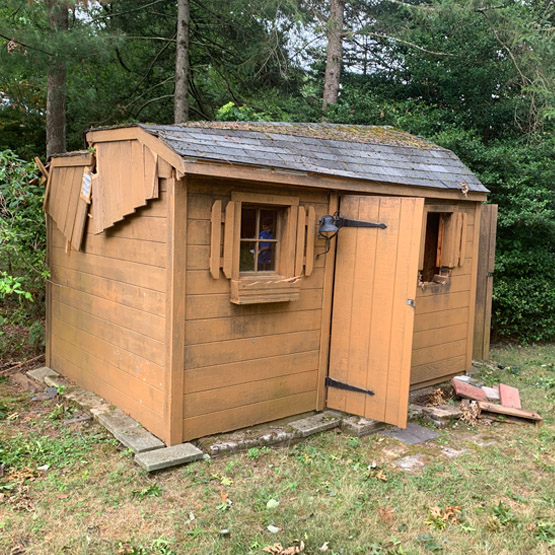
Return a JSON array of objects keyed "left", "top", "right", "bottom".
[
  {"left": 336, "top": 216, "right": 387, "bottom": 229},
  {"left": 325, "top": 377, "right": 375, "bottom": 396}
]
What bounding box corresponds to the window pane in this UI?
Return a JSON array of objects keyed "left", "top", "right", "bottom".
[
  {"left": 260, "top": 209, "right": 277, "bottom": 238},
  {"left": 241, "top": 207, "right": 257, "bottom": 239},
  {"left": 257, "top": 241, "right": 276, "bottom": 271},
  {"left": 239, "top": 241, "right": 256, "bottom": 272}
]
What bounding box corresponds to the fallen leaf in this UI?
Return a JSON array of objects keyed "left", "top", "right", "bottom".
[
  {"left": 379, "top": 506, "right": 395, "bottom": 522},
  {"left": 267, "top": 524, "right": 281, "bottom": 534},
  {"left": 319, "top": 541, "right": 329, "bottom": 551},
  {"left": 376, "top": 470, "right": 388, "bottom": 482},
  {"left": 188, "top": 511, "right": 195, "bottom": 521},
  {"left": 220, "top": 490, "right": 228, "bottom": 502},
  {"left": 57, "top": 493, "right": 69, "bottom": 499},
  {"left": 267, "top": 498, "right": 280, "bottom": 509}
]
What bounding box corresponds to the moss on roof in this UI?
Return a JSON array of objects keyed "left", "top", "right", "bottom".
[{"left": 176, "top": 122, "right": 438, "bottom": 149}]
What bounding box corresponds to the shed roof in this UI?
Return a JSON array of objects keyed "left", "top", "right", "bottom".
[{"left": 136, "top": 122, "right": 487, "bottom": 193}]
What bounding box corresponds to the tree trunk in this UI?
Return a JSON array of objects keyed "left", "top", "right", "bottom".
[
  {"left": 46, "top": 1, "right": 68, "bottom": 158},
  {"left": 174, "top": 0, "right": 190, "bottom": 124},
  {"left": 322, "top": 0, "right": 344, "bottom": 112}
]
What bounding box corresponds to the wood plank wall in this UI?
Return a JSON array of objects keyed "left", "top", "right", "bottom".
[
  {"left": 182, "top": 177, "right": 330, "bottom": 441},
  {"left": 48, "top": 176, "right": 169, "bottom": 440},
  {"left": 410, "top": 201, "right": 480, "bottom": 388}
]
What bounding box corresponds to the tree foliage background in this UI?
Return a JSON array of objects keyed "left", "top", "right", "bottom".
[{"left": 0, "top": 0, "right": 554, "bottom": 350}]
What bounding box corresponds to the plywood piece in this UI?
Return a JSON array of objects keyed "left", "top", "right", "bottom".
[
  {"left": 119, "top": 140, "right": 134, "bottom": 217},
  {"left": 131, "top": 140, "right": 147, "bottom": 210},
  {"left": 209, "top": 200, "right": 222, "bottom": 279},
  {"left": 477, "top": 401, "right": 542, "bottom": 425},
  {"left": 499, "top": 383, "right": 521, "bottom": 409},
  {"left": 305, "top": 206, "right": 316, "bottom": 277},
  {"left": 327, "top": 196, "right": 424, "bottom": 428}
]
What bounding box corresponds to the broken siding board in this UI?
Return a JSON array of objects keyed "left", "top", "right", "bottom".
[
  {"left": 71, "top": 196, "right": 89, "bottom": 251},
  {"left": 182, "top": 391, "right": 317, "bottom": 441},
  {"left": 119, "top": 141, "right": 135, "bottom": 217},
  {"left": 51, "top": 300, "right": 165, "bottom": 367},
  {"left": 62, "top": 165, "right": 83, "bottom": 241},
  {"left": 183, "top": 370, "right": 318, "bottom": 419},
  {"left": 144, "top": 145, "right": 158, "bottom": 199},
  {"left": 131, "top": 140, "right": 147, "bottom": 210},
  {"left": 415, "top": 290, "right": 470, "bottom": 314},
  {"left": 184, "top": 351, "right": 319, "bottom": 394},
  {"left": 413, "top": 307, "right": 469, "bottom": 333}
]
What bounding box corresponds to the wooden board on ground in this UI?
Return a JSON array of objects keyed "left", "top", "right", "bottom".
[{"left": 477, "top": 401, "right": 542, "bottom": 425}]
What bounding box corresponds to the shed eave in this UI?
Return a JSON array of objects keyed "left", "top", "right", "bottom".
[{"left": 180, "top": 157, "right": 488, "bottom": 202}]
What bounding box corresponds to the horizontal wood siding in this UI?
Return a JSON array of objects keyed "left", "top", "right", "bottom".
[
  {"left": 411, "top": 203, "right": 477, "bottom": 388},
  {"left": 182, "top": 178, "right": 329, "bottom": 441},
  {"left": 48, "top": 180, "right": 168, "bottom": 440}
]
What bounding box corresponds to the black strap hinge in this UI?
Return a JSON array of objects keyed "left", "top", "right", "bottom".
[
  {"left": 326, "top": 377, "right": 375, "bottom": 396},
  {"left": 337, "top": 217, "right": 387, "bottom": 229}
]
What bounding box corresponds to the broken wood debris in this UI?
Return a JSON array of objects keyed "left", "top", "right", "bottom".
[{"left": 477, "top": 402, "right": 542, "bottom": 425}]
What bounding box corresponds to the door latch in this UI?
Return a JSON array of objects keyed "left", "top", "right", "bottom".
[{"left": 406, "top": 299, "right": 416, "bottom": 308}]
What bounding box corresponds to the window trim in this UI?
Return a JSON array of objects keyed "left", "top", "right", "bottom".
[
  {"left": 208, "top": 191, "right": 315, "bottom": 305},
  {"left": 418, "top": 205, "right": 466, "bottom": 286}
]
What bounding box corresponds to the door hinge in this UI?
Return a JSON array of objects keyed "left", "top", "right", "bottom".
[
  {"left": 326, "top": 377, "right": 375, "bottom": 396},
  {"left": 407, "top": 299, "right": 416, "bottom": 308},
  {"left": 336, "top": 216, "right": 387, "bottom": 229}
]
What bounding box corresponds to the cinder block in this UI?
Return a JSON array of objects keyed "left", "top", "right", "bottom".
[
  {"left": 340, "top": 416, "right": 385, "bottom": 437},
  {"left": 135, "top": 443, "right": 204, "bottom": 472},
  {"left": 288, "top": 412, "right": 341, "bottom": 438},
  {"left": 27, "top": 367, "right": 59, "bottom": 384},
  {"left": 98, "top": 410, "right": 164, "bottom": 453}
]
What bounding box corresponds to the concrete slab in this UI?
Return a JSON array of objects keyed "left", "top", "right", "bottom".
[
  {"left": 499, "top": 383, "right": 521, "bottom": 409},
  {"left": 43, "top": 374, "right": 67, "bottom": 390},
  {"left": 440, "top": 446, "right": 467, "bottom": 459},
  {"left": 27, "top": 367, "right": 59, "bottom": 384},
  {"left": 340, "top": 416, "right": 385, "bottom": 437},
  {"left": 395, "top": 454, "right": 427, "bottom": 472},
  {"left": 381, "top": 422, "right": 439, "bottom": 445},
  {"left": 288, "top": 411, "right": 341, "bottom": 438},
  {"left": 98, "top": 410, "right": 164, "bottom": 453},
  {"left": 135, "top": 443, "right": 204, "bottom": 472},
  {"left": 451, "top": 378, "right": 487, "bottom": 402}
]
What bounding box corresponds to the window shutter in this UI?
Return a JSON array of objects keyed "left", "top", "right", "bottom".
[
  {"left": 295, "top": 206, "right": 306, "bottom": 276},
  {"left": 458, "top": 213, "right": 467, "bottom": 267},
  {"left": 209, "top": 200, "right": 222, "bottom": 279},
  {"left": 305, "top": 206, "right": 316, "bottom": 276},
  {"left": 222, "top": 201, "right": 237, "bottom": 279}
]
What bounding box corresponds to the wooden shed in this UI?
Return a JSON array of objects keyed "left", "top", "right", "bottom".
[{"left": 44, "top": 122, "right": 491, "bottom": 446}]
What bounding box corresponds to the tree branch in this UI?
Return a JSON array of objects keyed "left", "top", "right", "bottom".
[
  {"left": 88, "top": 0, "right": 169, "bottom": 23},
  {"left": 133, "top": 94, "right": 174, "bottom": 118},
  {"left": 0, "top": 31, "right": 52, "bottom": 56},
  {"left": 359, "top": 30, "right": 457, "bottom": 57}
]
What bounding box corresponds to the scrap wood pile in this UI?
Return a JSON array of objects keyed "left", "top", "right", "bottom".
[{"left": 450, "top": 372, "right": 543, "bottom": 426}]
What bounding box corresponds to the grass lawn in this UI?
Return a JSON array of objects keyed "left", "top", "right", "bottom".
[{"left": 0, "top": 344, "right": 553, "bottom": 554}]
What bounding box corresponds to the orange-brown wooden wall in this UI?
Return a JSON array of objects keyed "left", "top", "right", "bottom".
[
  {"left": 181, "top": 177, "right": 332, "bottom": 441},
  {"left": 47, "top": 179, "right": 169, "bottom": 440},
  {"left": 410, "top": 201, "right": 480, "bottom": 388}
]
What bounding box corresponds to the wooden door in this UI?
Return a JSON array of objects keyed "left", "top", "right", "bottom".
[
  {"left": 327, "top": 196, "right": 424, "bottom": 428},
  {"left": 473, "top": 204, "right": 498, "bottom": 360}
]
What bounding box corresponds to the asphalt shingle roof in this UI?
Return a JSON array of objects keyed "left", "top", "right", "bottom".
[{"left": 138, "top": 122, "right": 487, "bottom": 193}]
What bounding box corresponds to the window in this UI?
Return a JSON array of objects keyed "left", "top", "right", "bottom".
[
  {"left": 239, "top": 206, "right": 281, "bottom": 273},
  {"left": 419, "top": 207, "right": 466, "bottom": 284},
  {"left": 209, "top": 192, "right": 316, "bottom": 304}
]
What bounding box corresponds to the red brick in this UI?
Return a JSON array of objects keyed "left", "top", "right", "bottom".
[
  {"left": 499, "top": 384, "right": 521, "bottom": 409},
  {"left": 450, "top": 378, "right": 487, "bottom": 402}
]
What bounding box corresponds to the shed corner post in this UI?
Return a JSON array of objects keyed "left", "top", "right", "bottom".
[
  {"left": 164, "top": 173, "right": 187, "bottom": 445},
  {"left": 45, "top": 214, "right": 53, "bottom": 368}
]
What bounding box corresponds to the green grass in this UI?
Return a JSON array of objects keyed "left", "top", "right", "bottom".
[{"left": 0, "top": 344, "right": 554, "bottom": 554}]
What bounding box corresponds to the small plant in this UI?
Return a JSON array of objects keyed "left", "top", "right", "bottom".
[
  {"left": 490, "top": 501, "right": 517, "bottom": 527},
  {"left": 48, "top": 403, "right": 74, "bottom": 421},
  {"left": 132, "top": 483, "right": 162, "bottom": 500},
  {"left": 347, "top": 437, "right": 362, "bottom": 448},
  {"left": 247, "top": 446, "right": 270, "bottom": 460}
]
